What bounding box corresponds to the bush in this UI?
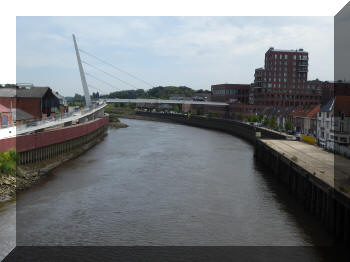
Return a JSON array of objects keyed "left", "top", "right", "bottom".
[
  {"left": 0, "top": 149, "right": 18, "bottom": 176},
  {"left": 291, "top": 156, "right": 298, "bottom": 162}
]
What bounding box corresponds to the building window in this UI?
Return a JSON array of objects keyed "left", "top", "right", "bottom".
[{"left": 285, "top": 54, "right": 288, "bottom": 59}]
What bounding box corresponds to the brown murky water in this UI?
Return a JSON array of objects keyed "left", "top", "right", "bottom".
[{"left": 1, "top": 119, "right": 333, "bottom": 260}]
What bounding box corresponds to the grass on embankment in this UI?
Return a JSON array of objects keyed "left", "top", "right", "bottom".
[{"left": 109, "top": 114, "right": 128, "bottom": 128}]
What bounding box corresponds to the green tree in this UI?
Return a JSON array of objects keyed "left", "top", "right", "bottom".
[
  {"left": 172, "top": 105, "right": 180, "bottom": 113},
  {"left": 268, "top": 116, "right": 277, "bottom": 129},
  {"left": 0, "top": 149, "right": 18, "bottom": 176},
  {"left": 284, "top": 119, "right": 293, "bottom": 131}
]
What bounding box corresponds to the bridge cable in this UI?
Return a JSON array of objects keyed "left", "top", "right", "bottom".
[
  {"left": 87, "top": 83, "right": 108, "bottom": 93},
  {"left": 83, "top": 60, "right": 139, "bottom": 90},
  {"left": 85, "top": 72, "right": 122, "bottom": 91},
  {"left": 79, "top": 48, "right": 154, "bottom": 88}
]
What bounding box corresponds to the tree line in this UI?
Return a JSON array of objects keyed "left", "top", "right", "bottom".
[{"left": 66, "top": 86, "right": 211, "bottom": 102}]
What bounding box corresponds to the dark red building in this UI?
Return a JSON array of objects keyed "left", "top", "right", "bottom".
[
  {"left": 252, "top": 47, "right": 325, "bottom": 108},
  {"left": 0, "top": 86, "right": 60, "bottom": 119},
  {"left": 334, "top": 81, "right": 350, "bottom": 96},
  {"left": 211, "top": 84, "right": 250, "bottom": 103}
]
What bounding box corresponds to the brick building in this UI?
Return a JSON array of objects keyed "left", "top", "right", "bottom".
[
  {"left": 334, "top": 81, "right": 350, "bottom": 96},
  {"left": 0, "top": 104, "right": 13, "bottom": 128},
  {"left": 317, "top": 96, "right": 350, "bottom": 148},
  {"left": 0, "top": 86, "right": 60, "bottom": 119},
  {"left": 289, "top": 104, "right": 320, "bottom": 135},
  {"left": 252, "top": 47, "right": 326, "bottom": 108},
  {"left": 211, "top": 84, "right": 250, "bottom": 103}
]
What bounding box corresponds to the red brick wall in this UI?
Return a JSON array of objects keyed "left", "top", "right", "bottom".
[
  {"left": 16, "top": 98, "right": 41, "bottom": 118},
  {"left": 0, "top": 97, "right": 41, "bottom": 118},
  {"left": 0, "top": 116, "right": 109, "bottom": 152},
  {"left": 0, "top": 98, "right": 16, "bottom": 109}
]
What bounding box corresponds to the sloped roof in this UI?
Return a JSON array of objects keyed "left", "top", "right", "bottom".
[
  {"left": 54, "top": 92, "right": 65, "bottom": 100},
  {"left": 0, "top": 87, "right": 50, "bottom": 98},
  {"left": 0, "top": 104, "right": 10, "bottom": 112},
  {"left": 0, "top": 88, "right": 16, "bottom": 97},
  {"left": 306, "top": 105, "right": 321, "bottom": 118},
  {"left": 11, "top": 108, "right": 35, "bottom": 121},
  {"left": 319, "top": 98, "right": 335, "bottom": 112},
  {"left": 290, "top": 104, "right": 321, "bottom": 118}
]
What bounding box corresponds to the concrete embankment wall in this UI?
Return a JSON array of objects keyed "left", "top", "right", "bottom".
[
  {"left": 14, "top": 116, "right": 109, "bottom": 165},
  {"left": 255, "top": 140, "right": 350, "bottom": 243},
  {"left": 136, "top": 112, "right": 289, "bottom": 142}
]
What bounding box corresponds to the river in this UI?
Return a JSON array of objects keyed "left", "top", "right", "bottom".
[{"left": 1, "top": 118, "right": 333, "bottom": 260}]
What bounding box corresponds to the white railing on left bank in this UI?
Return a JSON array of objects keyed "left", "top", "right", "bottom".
[{"left": 0, "top": 102, "right": 106, "bottom": 140}]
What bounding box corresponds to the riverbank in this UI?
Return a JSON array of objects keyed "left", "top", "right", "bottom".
[
  {"left": 109, "top": 111, "right": 179, "bottom": 123},
  {"left": 0, "top": 132, "right": 108, "bottom": 202},
  {"left": 0, "top": 174, "right": 16, "bottom": 202}
]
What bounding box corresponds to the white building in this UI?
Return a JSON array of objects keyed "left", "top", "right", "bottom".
[
  {"left": 317, "top": 99, "right": 334, "bottom": 148},
  {"left": 317, "top": 96, "right": 350, "bottom": 150}
]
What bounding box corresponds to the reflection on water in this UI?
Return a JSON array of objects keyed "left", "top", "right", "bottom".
[
  {"left": 0, "top": 200, "right": 15, "bottom": 260},
  {"left": 1, "top": 119, "right": 332, "bottom": 259}
]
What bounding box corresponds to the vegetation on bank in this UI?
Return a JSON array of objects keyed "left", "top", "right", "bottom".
[
  {"left": 244, "top": 114, "right": 293, "bottom": 132},
  {"left": 108, "top": 114, "right": 128, "bottom": 128},
  {"left": 109, "top": 114, "right": 121, "bottom": 123},
  {"left": 66, "top": 86, "right": 211, "bottom": 102},
  {"left": 0, "top": 149, "right": 18, "bottom": 176}
]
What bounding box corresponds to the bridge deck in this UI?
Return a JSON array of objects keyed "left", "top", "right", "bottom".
[{"left": 261, "top": 139, "right": 350, "bottom": 198}]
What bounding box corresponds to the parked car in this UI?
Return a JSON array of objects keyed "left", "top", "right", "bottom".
[{"left": 295, "top": 133, "right": 302, "bottom": 141}]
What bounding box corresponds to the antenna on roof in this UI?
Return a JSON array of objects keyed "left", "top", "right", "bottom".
[{"left": 72, "top": 34, "right": 91, "bottom": 107}]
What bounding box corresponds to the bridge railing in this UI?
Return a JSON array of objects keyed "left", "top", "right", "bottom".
[
  {"left": 17, "top": 102, "right": 105, "bottom": 131},
  {"left": 0, "top": 102, "right": 106, "bottom": 139}
]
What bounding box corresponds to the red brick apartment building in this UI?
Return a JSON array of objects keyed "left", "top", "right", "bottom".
[
  {"left": 208, "top": 47, "right": 334, "bottom": 121},
  {"left": 251, "top": 47, "right": 334, "bottom": 109}
]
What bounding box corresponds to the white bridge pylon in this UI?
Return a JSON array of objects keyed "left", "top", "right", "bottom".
[{"left": 73, "top": 34, "right": 92, "bottom": 107}]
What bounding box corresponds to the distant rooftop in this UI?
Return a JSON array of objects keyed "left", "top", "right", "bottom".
[
  {"left": 0, "top": 86, "right": 50, "bottom": 98},
  {"left": 267, "top": 47, "right": 308, "bottom": 53}
]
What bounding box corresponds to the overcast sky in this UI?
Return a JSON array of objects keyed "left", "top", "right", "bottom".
[{"left": 16, "top": 16, "right": 334, "bottom": 96}]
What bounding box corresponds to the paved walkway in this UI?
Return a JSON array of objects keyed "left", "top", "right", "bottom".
[{"left": 261, "top": 140, "right": 350, "bottom": 198}]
